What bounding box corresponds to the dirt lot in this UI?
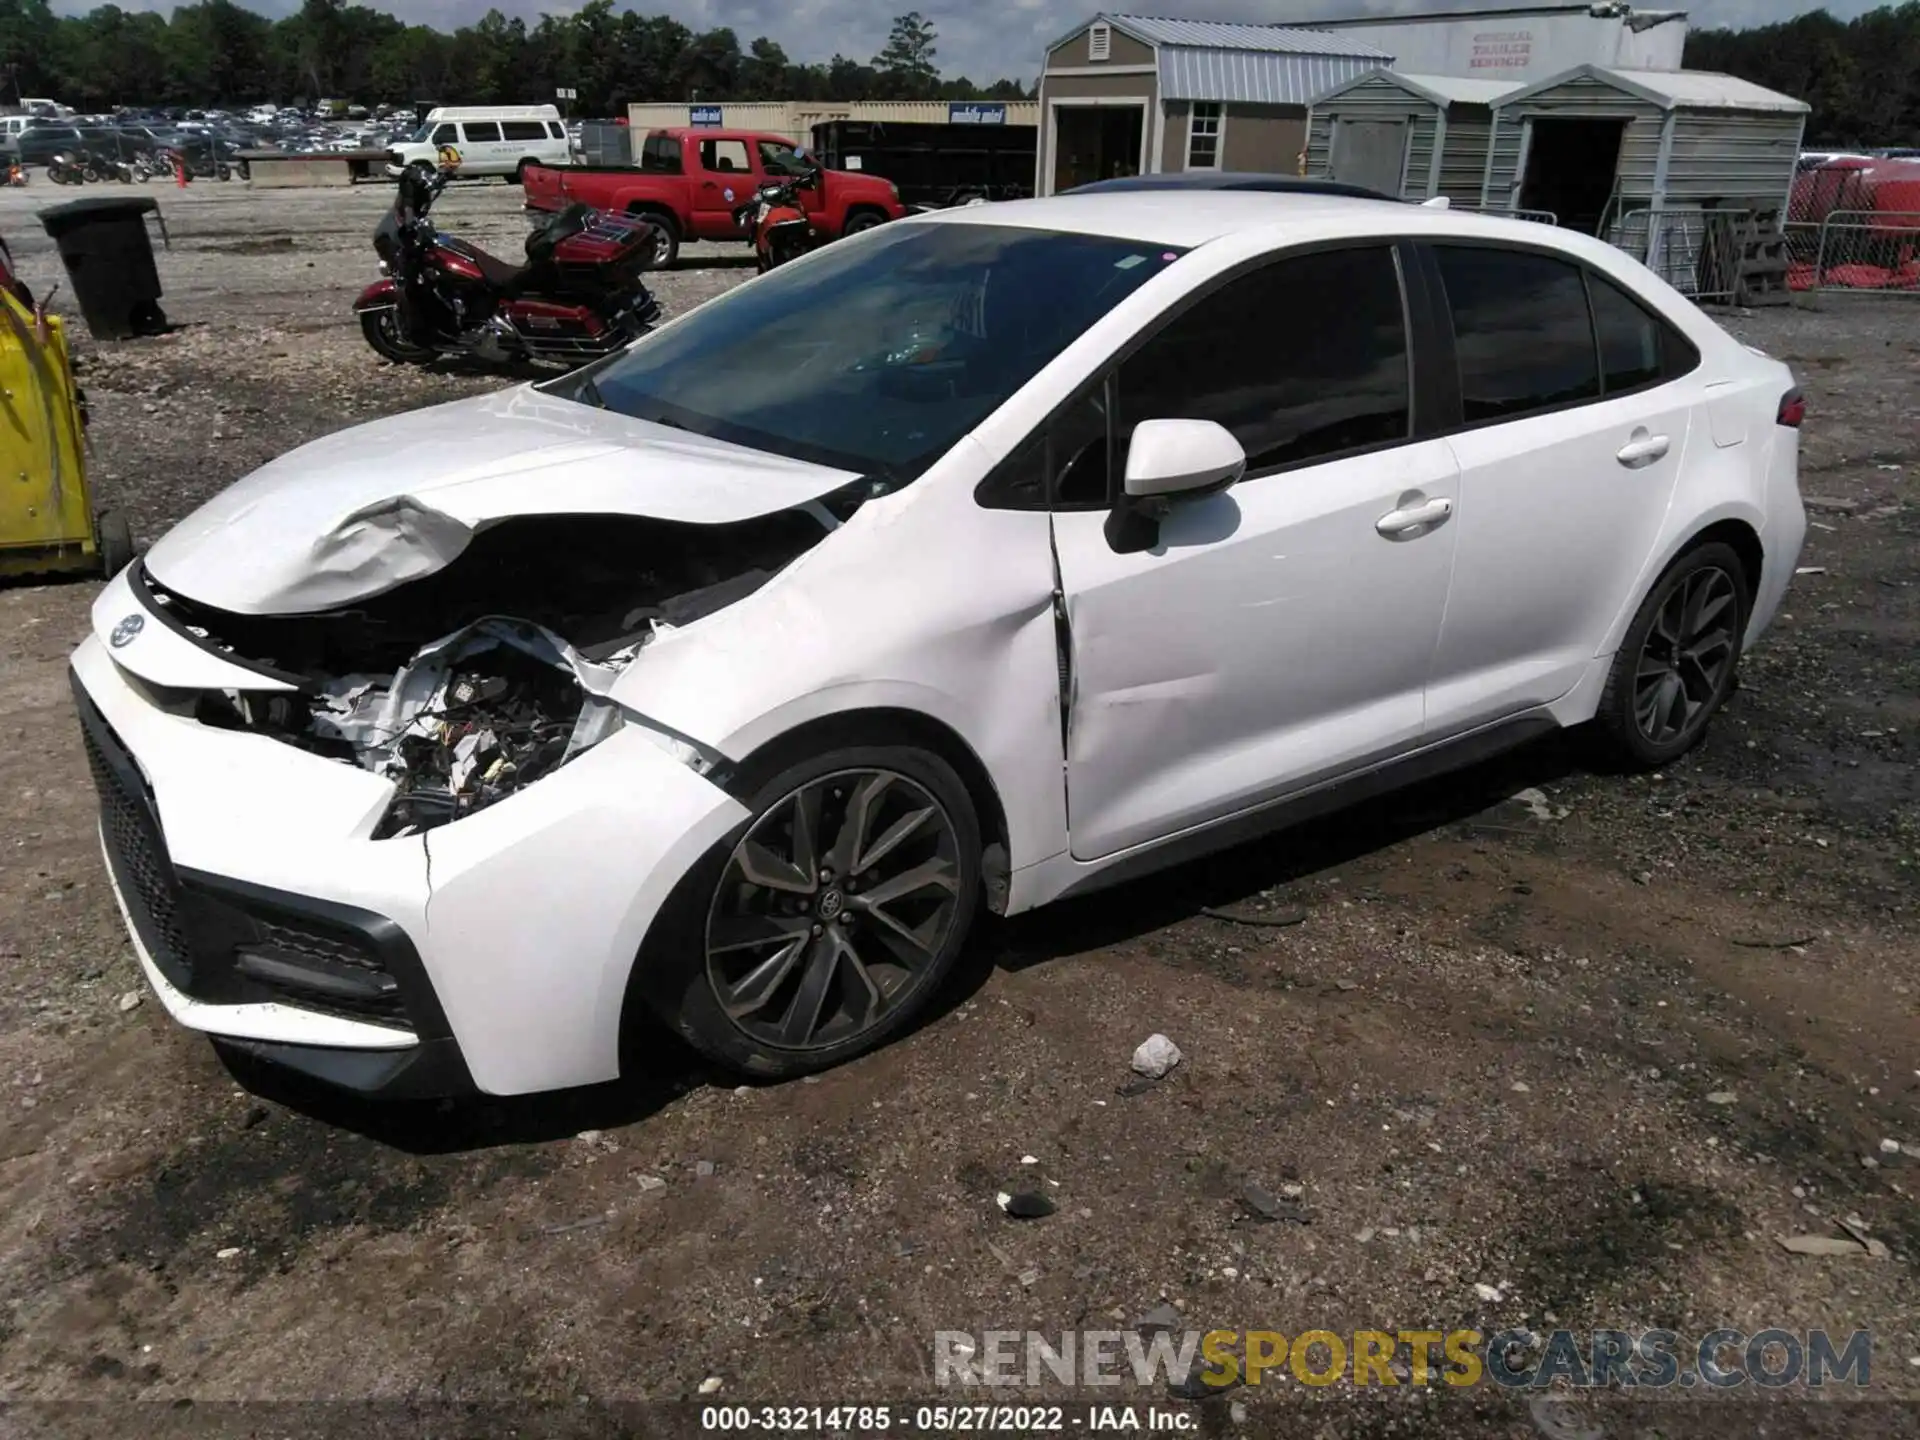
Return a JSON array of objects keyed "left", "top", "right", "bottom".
[{"left": 0, "top": 180, "right": 1916, "bottom": 1437}]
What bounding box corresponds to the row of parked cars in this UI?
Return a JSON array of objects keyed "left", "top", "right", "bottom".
[{"left": 0, "top": 115, "right": 242, "bottom": 170}]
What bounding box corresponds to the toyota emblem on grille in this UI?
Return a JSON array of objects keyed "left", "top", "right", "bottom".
[{"left": 109, "top": 614, "right": 144, "bottom": 649}]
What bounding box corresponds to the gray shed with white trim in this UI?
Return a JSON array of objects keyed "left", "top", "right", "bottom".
[
  {"left": 1305, "top": 71, "right": 1521, "bottom": 204},
  {"left": 1483, "top": 64, "right": 1809, "bottom": 233}
]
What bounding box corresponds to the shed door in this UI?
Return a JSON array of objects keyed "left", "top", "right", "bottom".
[{"left": 1329, "top": 119, "right": 1407, "bottom": 195}]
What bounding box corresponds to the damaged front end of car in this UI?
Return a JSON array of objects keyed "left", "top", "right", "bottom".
[{"left": 140, "top": 505, "right": 846, "bottom": 835}]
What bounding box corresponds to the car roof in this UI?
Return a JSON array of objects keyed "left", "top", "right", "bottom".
[
  {"left": 909, "top": 189, "right": 1636, "bottom": 274},
  {"left": 1066, "top": 172, "right": 1397, "bottom": 203}
]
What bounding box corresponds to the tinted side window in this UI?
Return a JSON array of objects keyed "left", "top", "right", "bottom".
[
  {"left": 1116, "top": 246, "right": 1410, "bottom": 474},
  {"left": 547, "top": 122, "right": 567, "bottom": 139},
  {"left": 996, "top": 386, "right": 1112, "bottom": 509},
  {"left": 641, "top": 135, "right": 682, "bottom": 173},
  {"left": 501, "top": 120, "right": 547, "bottom": 142},
  {"left": 462, "top": 121, "right": 502, "bottom": 143},
  {"left": 1434, "top": 245, "right": 1598, "bottom": 423},
  {"left": 1587, "top": 271, "right": 1698, "bottom": 395}
]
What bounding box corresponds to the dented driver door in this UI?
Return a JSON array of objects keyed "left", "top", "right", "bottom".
[{"left": 1048, "top": 242, "right": 1459, "bottom": 863}]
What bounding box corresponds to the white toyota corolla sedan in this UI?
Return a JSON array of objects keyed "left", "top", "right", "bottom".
[{"left": 72, "top": 191, "right": 1806, "bottom": 1097}]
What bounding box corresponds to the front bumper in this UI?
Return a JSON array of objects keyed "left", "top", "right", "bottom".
[{"left": 70, "top": 635, "right": 749, "bottom": 1097}]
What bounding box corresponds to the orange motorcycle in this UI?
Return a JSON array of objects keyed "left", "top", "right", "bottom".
[{"left": 732, "top": 167, "right": 819, "bottom": 272}]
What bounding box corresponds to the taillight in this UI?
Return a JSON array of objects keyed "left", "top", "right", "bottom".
[{"left": 1777, "top": 387, "right": 1806, "bottom": 428}]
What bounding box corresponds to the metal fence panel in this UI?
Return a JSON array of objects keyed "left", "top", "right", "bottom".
[
  {"left": 1786, "top": 210, "right": 1920, "bottom": 299},
  {"left": 1607, "top": 207, "right": 1751, "bottom": 304}
]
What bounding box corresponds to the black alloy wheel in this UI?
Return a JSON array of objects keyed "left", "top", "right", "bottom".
[
  {"left": 1596, "top": 540, "right": 1749, "bottom": 768},
  {"left": 706, "top": 768, "right": 963, "bottom": 1053},
  {"left": 1634, "top": 565, "right": 1740, "bottom": 746}
]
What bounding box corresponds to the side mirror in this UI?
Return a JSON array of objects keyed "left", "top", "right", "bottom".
[
  {"left": 1105, "top": 419, "right": 1244, "bottom": 555},
  {"left": 1123, "top": 418, "right": 1245, "bottom": 498}
]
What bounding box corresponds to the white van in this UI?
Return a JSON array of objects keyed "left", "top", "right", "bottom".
[{"left": 387, "top": 105, "right": 571, "bottom": 181}]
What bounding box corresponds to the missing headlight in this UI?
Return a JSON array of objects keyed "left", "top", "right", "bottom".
[{"left": 302, "top": 617, "right": 638, "bottom": 838}]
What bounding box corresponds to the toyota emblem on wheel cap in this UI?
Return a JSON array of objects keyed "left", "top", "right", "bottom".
[{"left": 109, "top": 614, "right": 144, "bottom": 648}]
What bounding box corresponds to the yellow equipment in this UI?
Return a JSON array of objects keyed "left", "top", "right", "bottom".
[{"left": 0, "top": 262, "right": 130, "bottom": 581}]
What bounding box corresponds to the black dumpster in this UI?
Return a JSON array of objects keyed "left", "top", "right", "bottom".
[{"left": 38, "top": 196, "right": 167, "bottom": 341}]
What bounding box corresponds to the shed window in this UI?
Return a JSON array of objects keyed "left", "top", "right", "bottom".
[
  {"left": 1187, "top": 103, "right": 1222, "bottom": 170},
  {"left": 1089, "top": 22, "right": 1111, "bottom": 61}
]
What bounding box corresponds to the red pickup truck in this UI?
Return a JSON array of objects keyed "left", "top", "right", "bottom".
[{"left": 523, "top": 128, "right": 907, "bottom": 268}]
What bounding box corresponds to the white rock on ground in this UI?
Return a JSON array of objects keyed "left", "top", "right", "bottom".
[{"left": 1131, "top": 1034, "right": 1183, "bottom": 1079}]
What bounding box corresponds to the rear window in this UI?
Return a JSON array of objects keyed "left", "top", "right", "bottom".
[
  {"left": 641, "top": 134, "right": 682, "bottom": 173},
  {"left": 501, "top": 120, "right": 548, "bottom": 142},
  {"left": 1587, "top": 271, "right": 1699, "bottom": 395},
  {"left": 1434, "top": 245, "right": 1599, "bottom": 424}
]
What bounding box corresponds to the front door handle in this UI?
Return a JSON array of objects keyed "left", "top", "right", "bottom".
[
  {"left": 1375, "top": 495, "right": 1454, "bottom": 537},
  {"left": 1617, "top": 431, "right": 1671, "bottom": 468}
]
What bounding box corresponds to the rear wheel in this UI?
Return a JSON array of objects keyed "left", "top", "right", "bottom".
[
  {"left": 637, "top": 744, "right": 981, "bottom": 1078},
  {"left": 1594, "top": 541, "right": 1749, "bottom": 769},
  {"left": 629, "top": 209, "right": 679, "bottom": 270},
  {"left": 359, "top": 309, "right": 435, "bottom": 364}
]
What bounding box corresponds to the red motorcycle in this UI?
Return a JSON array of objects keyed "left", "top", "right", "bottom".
[
  {"left": 355, "top": 162, "right": 660, "bottom": 368},
  {"left": 733, "top": 168, "right": 820, "bottom": 273}
]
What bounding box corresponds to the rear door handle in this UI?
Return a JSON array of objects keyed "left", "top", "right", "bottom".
[
  {"left": 1617, "top": 432, "right": 1671, "bottom": 467},
  {"left": 1375, "top": 496, "right": 1453, "bottom": 537}
]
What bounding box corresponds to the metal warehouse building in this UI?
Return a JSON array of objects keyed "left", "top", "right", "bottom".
[
  {"left": 1305, "top": 3, "right": 1687, "bottom": 83},
  {"left": 1036, "top": 13, "right": 1392, "bottom": 195},
  {"left": 1304, "top": 71, "right": 1521, "bottom": 203},
  {"left": 624, "top": 100, "right": 1040, "bottom": 148}
]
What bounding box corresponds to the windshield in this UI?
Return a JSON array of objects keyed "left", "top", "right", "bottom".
[
  {"left": 571, "top": 222, "right": 1184, "bottom": 482},
  {"left": 410, "top": 122, "right": 434, "bottom": 143}
]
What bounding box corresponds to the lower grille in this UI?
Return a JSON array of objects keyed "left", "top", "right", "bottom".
[
  {"left": 74, "top": 678, "right": 414, "bottom": 1031},
  {"left": 79, "top": 702, "right": 194, "bottom": 989},
  {"left": 241, "top": 915, "right": 408, "bottom": 1026}
]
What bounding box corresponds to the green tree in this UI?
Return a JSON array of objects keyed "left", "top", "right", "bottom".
[
  {"left": 872, "top": 11, "right": 937, "bottom": 99},
  {"left": 739, "top": 35, "right": 789, "bottom": 100}
]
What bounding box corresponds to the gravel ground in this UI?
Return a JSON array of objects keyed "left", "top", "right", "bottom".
[{"left": 0, "top": 181, "right": 1917, "bottom": 1438}]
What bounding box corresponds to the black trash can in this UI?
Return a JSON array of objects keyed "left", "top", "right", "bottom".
[{"left": 38, "top": 196, "right": 167, "bottom": 341}]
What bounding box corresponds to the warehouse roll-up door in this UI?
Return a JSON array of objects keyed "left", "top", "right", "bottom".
[{"left": 1330, "top": 119, "right": 1407, "bottom": 194}]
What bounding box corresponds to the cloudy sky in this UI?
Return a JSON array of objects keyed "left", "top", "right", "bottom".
[{"left": 47, "top": 0, "right": 1878, "bottom": 84}]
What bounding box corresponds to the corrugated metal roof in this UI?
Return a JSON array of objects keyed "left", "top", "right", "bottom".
[
  {"left": 1311, "top": 69, "right": 1520, "bottom": 108},
  {"left": 1607, "top": 67, "right": 1810, "bottom": 113},
  {"left": 1161, "top": 48, "right": 1388, "bottom": 106},
  {"left": 1497, "top": 64, "right": 1810, "bottom": 114},
  {"left": 1104, "top": 13, "right": 1392, "bottom": 59},
  {"left": 1396, "top": 73, "right": 1525, "bottom": 105}
]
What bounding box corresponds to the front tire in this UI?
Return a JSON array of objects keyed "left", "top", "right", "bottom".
[
  {"left": 1594, "top": 540, "right": 1749, "bottom": 769},
  {"left": 359, "top": 309, "right": 435, "bottom": 364},
  {"left": 638, "top": 745, "right": 982, "bottom": 1078},
  {"left": 842, "top": 208, "right": 887, "bottom": 235},
  {"left": 95, "top": 509, "right": 134, "bottom": 578}
]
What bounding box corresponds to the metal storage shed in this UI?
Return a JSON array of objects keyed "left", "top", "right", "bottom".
[
  {"left": 1304, "top": 71, "right": 1521, "bottom": 204},
  {"left": 1482, "top": 64, "right": 1809, "bottom": 235},
  {"left": 1036, "top": 13, "right": 1392, "bottom": 195}
]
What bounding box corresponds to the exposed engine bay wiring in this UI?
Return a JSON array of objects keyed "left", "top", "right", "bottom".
[{"left": 172, "top": 508, "right": 842, "bottom": 834}]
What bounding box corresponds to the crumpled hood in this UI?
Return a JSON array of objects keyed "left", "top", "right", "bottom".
[{"left": 144, "top": 385, "right": 859, "bottom": 614}]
